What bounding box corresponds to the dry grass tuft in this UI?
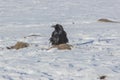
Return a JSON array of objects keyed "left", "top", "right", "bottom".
[
  {"left": 48, "top": 44, "right": 73, "bottom": 50},
  {"left": 7, "top": 42, "right": 29, "bottom": 50},
  {"left": 98, "top": 18, "right": 119, "bottom": 23}
]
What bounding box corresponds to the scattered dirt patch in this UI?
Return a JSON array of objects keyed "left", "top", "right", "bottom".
[{"left": 24, "top": 34, "right": 41, "bottom": 38}]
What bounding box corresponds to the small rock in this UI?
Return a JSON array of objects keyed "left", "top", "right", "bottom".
[{"left": 99, "top": 75, "right": 106, "bottom": 80}]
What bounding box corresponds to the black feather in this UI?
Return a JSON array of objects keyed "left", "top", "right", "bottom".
[{"left": 50, "top": 24, "right": 69, "bottom": 45}]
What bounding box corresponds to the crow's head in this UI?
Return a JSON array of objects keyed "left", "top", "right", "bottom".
[{"left": 51, "top": 24, "right": 64, "bottom": 31}]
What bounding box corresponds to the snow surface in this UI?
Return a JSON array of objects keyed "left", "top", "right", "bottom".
[{"left": 0, "top": 0, "right": 120, "bottom": 80}]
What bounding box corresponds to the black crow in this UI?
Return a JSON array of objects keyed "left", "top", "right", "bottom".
[{"left": 50, "top": 24, "right": 69, "bottom": 45}]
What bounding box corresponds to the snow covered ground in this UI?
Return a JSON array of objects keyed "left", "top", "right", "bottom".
[{"left": 0, "top": 0, "right": 120, "bottom": 80}]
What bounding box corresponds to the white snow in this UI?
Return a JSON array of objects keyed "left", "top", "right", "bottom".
[{"left": 0, "top": 0, "right": 120, "bottom": 80}]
